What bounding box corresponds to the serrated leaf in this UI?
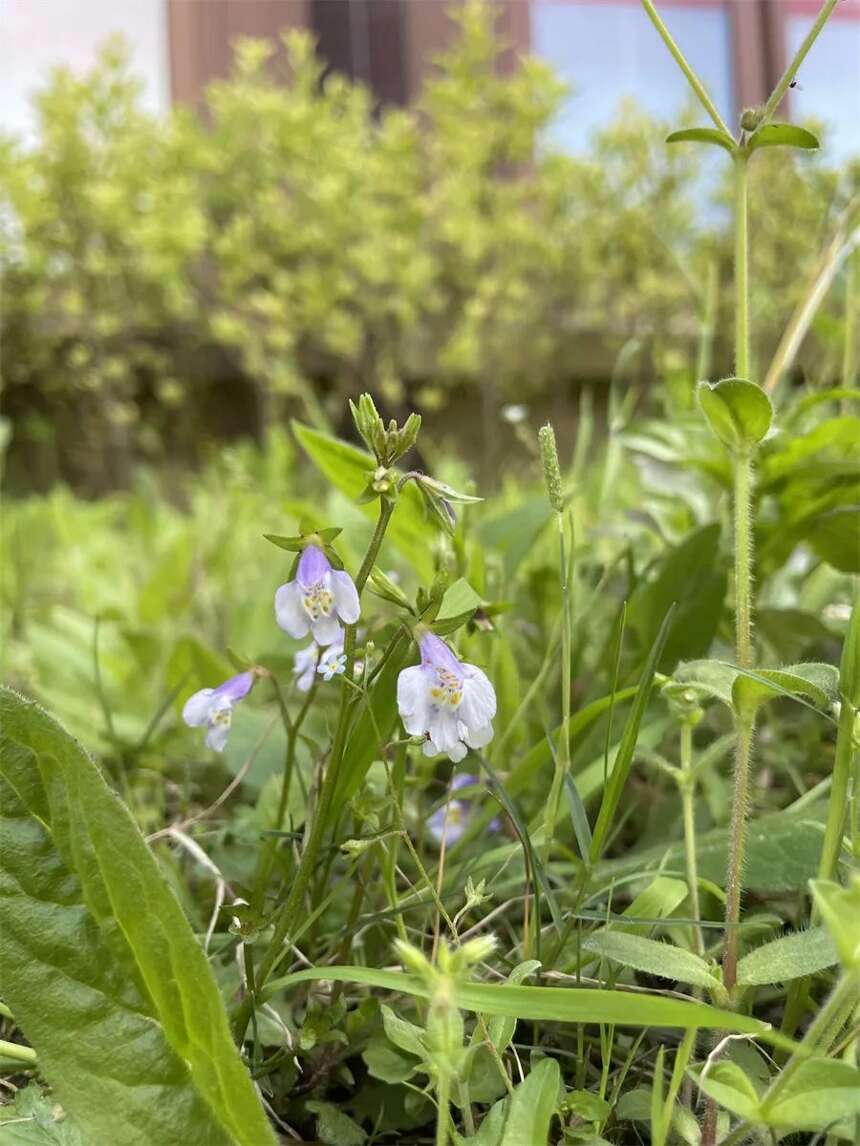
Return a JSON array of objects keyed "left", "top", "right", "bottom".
[
  {"left": 698, "top": 378, "right": 773, "bottom": 451},
  {"left": 748, "top": 123, "right": 820, "bottom": 151},
  {"left": 736, "top": 927, "right": 838, "bottom": 985},
  {"left": 762, "top": 1058, "right": 860, "bottom": 1129},
  {"left": 0, "top": 688, "right": 275, "bottom": 1146},
  {"left": 581, "top": 932, "right": 720, "bottom": 990},
  {"left": 666, "top": 127, "right": 735, "bottom": 152}
]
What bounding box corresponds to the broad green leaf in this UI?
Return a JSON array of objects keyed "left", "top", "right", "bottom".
[
  {"left": 581, "top": 933, "right": 720, "bottom": 990},
  {"left": 694, "top": 1061, "right": 760, "bottom": 1120},
  {"left": 673, "top": 659, "right": 737, "bottom": 707},
  {"left": 292, "top": 421, "right": 434, "bottom": 579},
  {"left": 0, "top": 688, "right": 275, "bottom": 1146},
  {"left": 762, "top": 1058, "right": 860, "bottom": 1130},
  {"left": 666, "top": 127, "right": 735, "bottom": 152},
  {"left": 381, "top": 1004, "right": 424, "bottom": 1058},
  {"left": 736, "top": 927, "right": 838, "bottom": 986},
  {"left": 596, "top": 807, "right": 826, "bottom": 894},
  {"left": 698, "top": 378, "right": 773, "bottom": 452},
  {"left": 305, "top": 1101, "right": 366, "bottom": 1146},
  {"left": 627, "top": 523, "right": 727, "bottom": 671},
  {"left": 362, "top": 1036, "right": 416, "bottom": 1084},
  {"left": 499, "top": 1058, "right": 559, "bottom": 1146},
  {"left": 590, "top": 606, "right": 675, "bottom": 862},
  {"left": 803, "top": 507, "right": 860, "bottom": 573},
  {"left": 809, "top": 879, "right": 860, "bottom": 969},
  {"left": 748, "top": 123, "right": 820, "bottom": 151},
  {"left": 731, "top": 662, "right": 839, "bottom": 722},
  {"left": 433, "top": 577, "right": 482, "bottom": 635},
  {"left": 262, "top": 966, "right": 799, "bottom": 1050}
]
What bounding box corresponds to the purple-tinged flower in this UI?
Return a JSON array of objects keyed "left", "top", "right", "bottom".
[
  {"left": 397, "top": 632, "right": 496, "bottom": 763},
  {"left": 182, "top": 670, "right": 255, "bottom": 753},
  {"left": 427, "top": 799, "right": 469, "bottom": 846},
  {"left": 293, "top": 643, "right": 320, "bottom": 692},
  {"left": 427, "top": 774, "right": 501, "bottom": 846},
  {"left": 275, "top": 545, "right": 360, "bottom": 646}
]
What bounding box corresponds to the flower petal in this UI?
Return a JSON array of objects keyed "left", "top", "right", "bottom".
[
  {"left": 297, "top": 544, "right": 331, "bottom": 588},
  {"left": 397, "top": 665, "right": 430, "bottom": 736},
  {"left": 464, "top": 722, "right": 493, "bottom": 750},
  {"left": 419, "top": 632, "right": 463, "bottom": 679},
  {"left": 182, "top": 688, "right": 214, "bottom": 727},
  {"left": 428, "top": 706, "right": 461, "bottom": 754},
  {"left": 459, "top": 665, "right": 497, "bottom": 730},
  {"left": 205, "top": 719, "right": 231, "bottom": 753},
  {"left": 331, "top": 570, "right": 360, "bottom": 625},
  {"left": 311, "top": 612, "right": 342, "bottom": 646},
  {"left": 275, "top": 580, "right": 310, "bottom": 638},
  {"left": 213, "top": 671, "right": 255, "bottom": 703}
]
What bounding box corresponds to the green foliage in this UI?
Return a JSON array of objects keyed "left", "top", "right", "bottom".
[
  {"left": 0, "top": 689, "right": 273, "bottom": 1145},
  {"left": 2, "top": 10, "right": 857, "bottom": 487}
]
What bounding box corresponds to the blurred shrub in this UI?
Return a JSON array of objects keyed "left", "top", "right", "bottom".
[{"left": 1, "top": 4, "right": 857, "bottom": 489}]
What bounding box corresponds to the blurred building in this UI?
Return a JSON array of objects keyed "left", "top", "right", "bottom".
[{"left": 2, "top": 1, "right": 859, "bottom": 156}]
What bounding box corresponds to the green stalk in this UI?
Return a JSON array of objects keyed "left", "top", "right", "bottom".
[
  {"left": 761, "top": 0, "right": 840, "bottom": 124},
  {"left": 640, "top": 0, "right": 732, "bottom": 137},
  {"left": 733, "top": 154, "right": 750, "bottom": 381},
  {"left": 722, "top": 718, "right": 754, "bottom": 993},
  {"left": 0, "top": 1038, "right": 37, "bottom": 1066},
  {"left": 818, "top": 697, "right": 857, "bottom": 882},
  {"left": 679, "top": 722, "right": 703, "bottom": 958},
  {"left": 844, "top": 250, "right": 858, "bottom": 410},
  {"left": 435, "top": 1071, "right": 451, "bottom": 1146},
  {"left": 232, "top": 499, "right": 395, "bottom": 1043},
  {"left": 543, "top": 509, "right": 572, "bottom": 867}
]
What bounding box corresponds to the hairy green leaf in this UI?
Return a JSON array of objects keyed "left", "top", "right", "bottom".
[
  {"left": 581, "top": 932, "right": 720, "bottom": 990},
  {"left": 736, "top": 927, "right": 838, "bottom": 986},
  {"left": 0, "top": 688, "right": 274, "bottom": 1146},
  {"left": 698, "top": 378, "right": 773, "bottom": 452}
]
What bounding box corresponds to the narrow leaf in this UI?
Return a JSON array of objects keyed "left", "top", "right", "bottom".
[
  {"left": 736, "top": 927, "right": 838, "bottom": 986},
  {"left": 581, "top": 932, "right": 720, "bottom": 990},
  {"left": 749, "top": 123, "right": 820, "bottom": 151},
  {"left": 666, "top": 127, "right": 735, "bottom": 152}
]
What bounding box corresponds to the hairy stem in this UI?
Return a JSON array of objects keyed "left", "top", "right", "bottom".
[
  {"left": 733, "top": 153, "right": 750, "bottom": 381},
  {"left": 722, "top": 718, "right": 754, "bottom": 993}
]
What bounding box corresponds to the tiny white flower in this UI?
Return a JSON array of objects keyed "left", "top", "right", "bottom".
[
  {"left": 397, "top": 631, "right": 496, "bottom": 763},
  {"left": 318, "top": 650, "right": 347, "bottom": 682}
]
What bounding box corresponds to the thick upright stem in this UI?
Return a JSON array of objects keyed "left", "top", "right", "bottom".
[{"left": 734, "top": 153, "right": 750, "bottom": 381}]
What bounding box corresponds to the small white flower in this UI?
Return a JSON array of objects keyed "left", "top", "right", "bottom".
[
  {"left": 397, "top": 631, "right": 496, "bottom": 763},
  {"left": 318, "top": 650, "right": 347, "bottom": 682},
  {"left": 182, "top": 671, "right": 255, "bottom": 753},
  {"left": 292, "top": 643, "right": 320, "bottom": 692},
  {"left": 275, "top": 545, "right": 360, "bottom": 645}
]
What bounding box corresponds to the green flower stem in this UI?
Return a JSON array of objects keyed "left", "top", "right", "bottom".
[
  {"left": 640, "top": 0, "right": 732, "bottom": 137},
  {"left": 252, "top": 675, "right": 319, "bottom": 911},
  {"left": 679, "top": 722, "right": 704, "bottom": 958},
  {"left": 543, "top": 510, "right": 573, "bottom": 868},
  {"left": 762, "top": 0, "right": 839, "bottom": 125},
  {"left": 733, "top": 451, "right": 753, "bottom": 669},
  {"left": 817, "top": 695, "right": 857, "bottom": 882},
  {"left": 232, "top": 499, "right": 395, "bottom": 1044},
  {"left": 0, "top": 1038, "right": 37, "bottom": 1066},
  {"left": 733, "top": 153, "right": 750, "bottom": 381}
]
